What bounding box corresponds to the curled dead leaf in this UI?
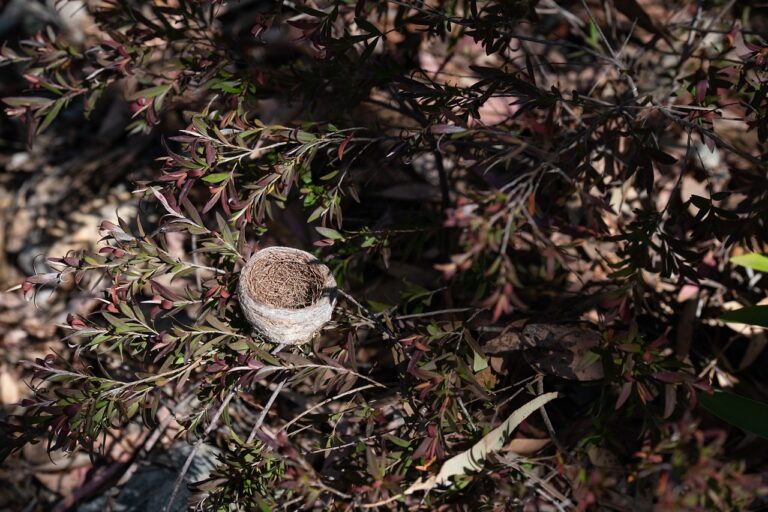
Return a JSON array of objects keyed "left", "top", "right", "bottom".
[
  {"left": 504, "top": 437, "right": 550, "bottom": 456},
  {"left": 483, "top": 331, "right": 524, "bottom": 354},
  {"left": 474, "top": 367, "right": 498, "bottom": 389}
]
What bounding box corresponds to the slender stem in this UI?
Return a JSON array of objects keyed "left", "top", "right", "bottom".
[
  {"left": 337, "top": 289, "right": 397, "bottom": 339},
  {"left": 536, "top": 376, "right": 567, "bottom": 459},
  {"left": 281, "top": 384, "right": 379, "bottom": 434},
  {"left": 165, "top": 389, "right": 236, "bottom": 512},
  {"left": 395, "top": 308, "right": 475, "bottom": 320},
  {"left": 246, "top": 378, "right": 286, "bottom": 445},
  {"left": 226, "top": 363, "right": 386, "bottom": 388}
]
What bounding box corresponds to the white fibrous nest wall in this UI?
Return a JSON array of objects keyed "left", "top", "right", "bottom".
[{"left": 238, "top": 246, "right": 337, "bottom": 345}]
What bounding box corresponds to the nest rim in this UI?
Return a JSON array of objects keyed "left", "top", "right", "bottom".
[{"left": 239, "top": 246, "right": 335, "bottom": 313}]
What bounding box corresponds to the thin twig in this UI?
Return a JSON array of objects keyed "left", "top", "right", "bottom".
[
  {"left": 226, "top": 363, "right": 386, "bottom": 389},
  {"left": 281, "top": 384, "right": 379, "bottom": 434},
  {"left": 165, "top": 389, "right": 236, "bottom": 512},
  {"left": 246, "top": 378, "right": 286, "bottom": 445},
  {"left": 395, "top": 307, "right": 475, "bottom": 319},
  {"left": 536, "top": 376, "right": 567, "bottom": 459},
  {"left": 672, "top": 0, "right": 736, "bottom": 87},
  {"left": 504, "top": 458, "right": 572, "bottom": 511},
  {"left": 431, "top": 144, "right": 451, "bottom": 214},
  {"left": 337, "top": 288, "right": 397, "bottom": 339}
]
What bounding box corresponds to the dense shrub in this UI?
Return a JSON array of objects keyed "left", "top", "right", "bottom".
[{"left": 2, "top": 0, "right": 768, "bottom": 509}]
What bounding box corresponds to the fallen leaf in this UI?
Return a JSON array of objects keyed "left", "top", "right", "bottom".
[
  {"left": 474, "top": 367, "right": 498, "bottom": 389},
  {"left": 520, "top": 324, "right": 604, "bottom": 381},
  {"left": 504, "top": 437, "right": 550, "bottom": 455},
  {"left": 483, "top": 331, "right": 524, "bottom": 354},
  {"left": 405, "top": 392, "right": 559, "bottom": 494},
  {"left": 489, "top": 356, "right": 506, "bottom": 375}
]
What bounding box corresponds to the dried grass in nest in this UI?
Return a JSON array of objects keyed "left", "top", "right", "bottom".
[
  {"left": 238, "top": 246, "right": 337, "bottom": 345},
  {"left": 246, "top": 255, "right": 325, "bottom": 309}
]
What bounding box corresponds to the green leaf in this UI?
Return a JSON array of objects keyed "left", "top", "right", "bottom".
[
  {"left": 307, "top": 206, "right": 325, "bottom": 223},
  {"left": 320, "top": 170, "right": 339, "bottom": 181},
  {"left": 316, "top": 226, "right": 344, "bottom": 240},
  {"left": 102, "top": 312, "right": 126, "bottom": 329},
  {"left": 126, "top": 400, "right": 140, "bottom": 419},
  {"left": 202, "top": 172, "right": 230, "bottom": 183},
  {"left": 367, "top": 300, "right": 391, "bottom": 313},
  {"left": 731, "top": 253, "right": 768, "bottom": 273},
  {"left": 296, "top": 131, "right": 317, "bottom": 143},
  {"left": 698, "top": 390, "right": 768, "bottom": 439},
  {"left": 721, "top": 305, "right": 768, "bottom": 328},
  {"left": 472, "top": 350, "right": 488, "bottom": 372},
  {"left": 128, "top": 84, "right": 171, "bottom": 100},
  {"left": 37, "top": 98, "right": 65, "bottom": 134},
  {"left": 384, "top": 434, "right": 411, "bottom": 448},
  {"left": 192, "top": 116, "right": 209, "bottom": 136},
  {"left": 2, "top": 96, "right": 54, "bottom": 108}
]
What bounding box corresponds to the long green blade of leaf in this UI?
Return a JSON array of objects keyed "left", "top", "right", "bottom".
[
  {"left": 731, "top": 253, "right": 768, "bottom": 273},
  {"left": 721, "top": 306, "right": 768, "bottom": 328},
  {"left": 699, "top": 390, "right": 768, "bottom": 439}
]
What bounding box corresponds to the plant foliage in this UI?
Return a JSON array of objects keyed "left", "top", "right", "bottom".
[{"left": 2, "top": 0, "right": 768, "bottom": 509}]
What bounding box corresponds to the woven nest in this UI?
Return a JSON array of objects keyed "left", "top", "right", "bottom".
[
  {"left": 238, "top": 246, "right": 336, "bottom": 345},
  {"left": 245, "top": 254, "right": 325, "bottom": 309}
]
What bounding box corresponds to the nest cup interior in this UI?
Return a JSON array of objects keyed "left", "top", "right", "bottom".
[{"left": 245, "top": 251, "right": 326, "bottom": 309}]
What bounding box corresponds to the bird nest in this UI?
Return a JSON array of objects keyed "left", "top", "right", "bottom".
[
  {"left": 244, "top": 252, "right": 326, "bottom": 309},
  {"left": 238, "top": 246, "right": 337, "bottom": 345}
]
